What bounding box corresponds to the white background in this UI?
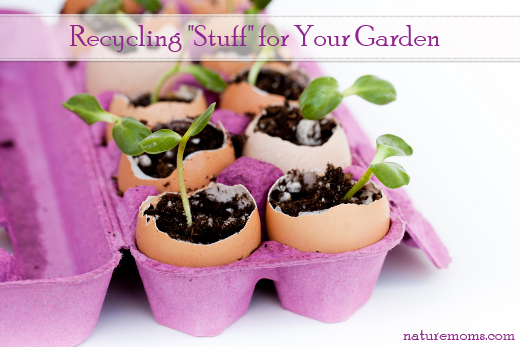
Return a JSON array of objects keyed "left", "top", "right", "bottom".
[{"left": 0, "top": 1, "right": 519, "bottom": 346}]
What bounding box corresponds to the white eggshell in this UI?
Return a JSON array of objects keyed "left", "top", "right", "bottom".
[
  {"left": 266, "top": 172, "right": 390, "bottom": 253},
  {"left": 117, "top": 121, "right": 235, "bottom": 194},
  {"left": 242, "top": 107, "right": 352, "bottom": 173},
  {"left": 136, "top": 183, "right": 261, "bottom": 267}
]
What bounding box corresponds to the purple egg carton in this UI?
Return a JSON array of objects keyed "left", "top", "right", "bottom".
[
  {"left": 0, "top": 42, "right": 451, "bottom": 347},
  {"left": 95, "top": 61, "right": 453, "bottom": 337},
  {"left": 0, "top": 61, "right": 122, "bottom": 347}
]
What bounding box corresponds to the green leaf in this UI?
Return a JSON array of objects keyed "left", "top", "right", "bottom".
[
  {"left": 370, "top": 162, "right": 410, "bottom": 189},
  {"left": 139, "top": 129, "right": 181, "bottom": 154},
  {"left": 133, "top": 0, "right": 162, "bottom": 13},
  {"left": 375, "top": 134, "right": 413, "bottom": 162},
  {"left": 63, "top": 94, "right": 118, "bottom": 125},
  {"left": 183, "top": 103, "right": 216, "bottom": 139},
  {"left": 112, "top": 117, "right": 152, "bottom": 156},
  {"left": 251, "top": 0, "right": 271, "bottom": 10},
  {"left": 86, "top": 0, "right": 122, "bottom": 14},
  {"left": 345, "top": 75, "right": 396, "bottom": 105},
  {"left": 299, "top": 76, "right": 343, "bottom": 120},
  {"left": 178, "top": 65, "right": 226, "bottom": 93}
]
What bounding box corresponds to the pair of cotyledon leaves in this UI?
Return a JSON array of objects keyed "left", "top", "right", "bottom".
[
  {"left": 299, "top": 75, "right": 397, "bottom": 121},
  {"left": 63, "top": 93, "right": 215, "bottom": 156},
  {"left": 64, "top": 92, "right": 412, "bottom": 191},
  {"left": 369, "top": 134, "right": 413, "bottom": 190},
  {"left": 298, "top": 75, "right": 409, "bottom": 189}
]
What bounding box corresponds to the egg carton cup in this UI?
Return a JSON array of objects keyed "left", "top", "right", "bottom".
[
  {"left": 89, "top": 63, "right": 451, "bottom": 336},
  {"left": 0, "top": 20, "right": 450, "bottom": 347},
  {"left": 115, "top": 163, "right": 406, "bottom": 336}
]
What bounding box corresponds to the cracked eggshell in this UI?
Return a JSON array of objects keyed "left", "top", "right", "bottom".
[
  {"left": 242, "top": 107, "right": 352, "bottom": 173},
  {"left": 85, "top": 24, "right": 182, "bottom": 96},
  {"left": 266, "top": 172, "right": 390, "bottom": 253},
  {"left": 136, "top": 184, "right": 261, "bottom": 267},
  {"left": 201, "top": 47, "right": 295, "bottom": 79},
  {"left": 201, "top": 60, "right": 294, "bottom": 81},
  {"left": 219, "top": 81, "right": 286, "bottom": 115},
  {"left": 117, "top": 122, "right": 235, "bottom": 194},
  {"left": 105, "top": 89, "right": 207, "bottom": 141},
  {"left": 220, "top": 66, "right": 305, "bottom": 114}
]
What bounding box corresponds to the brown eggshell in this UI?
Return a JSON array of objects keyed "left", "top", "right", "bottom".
[
  {"left": 220, "top": 82, "right": 286, "bottom": 115},
  {"left": 136, "top": 184, "right": 261, "bottom": 267},
  {"left": 109, "top": 89, "right": 207, "bottom": 122},
  {"left": 220, "top": 66, "right": 307, "bottom": 114},
  {"left": 201, "top": 47, "right": 295, "bottom": 78},
  {"left": 117, "top": 122, "right": 235, "bottom": 193},
  {"left": 62, "top": 0, "right": 141, "bottom": 14},
  {"left": 177, "top": 0, "right": 248, "bottom": 14},
  {"left": 85, "top": 25, "right": 182, "bottom": 96},
  {"left": 266, "top": 173, "right": 390, "bottom": 253},
  {"left": 242, "top": 108, "right": 352, "bottom": 173},
  {"left": 106, "top": 89, "right": 208, "bottom": 142}
]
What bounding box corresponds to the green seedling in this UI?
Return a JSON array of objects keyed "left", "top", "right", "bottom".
[
  {"left": 245, "top": 0, "right": 272, "bottom": 14},
  {"left": 86, "top": 0, "right": 162, "bottom": 14},
  {"left": 63, "top": 94, "right": 152, "bottom": 156},
  {"left": 299, "top": 75, "right": 396, "bottom": 120},
  {"left": 63, "top": 93, "right": 217, "bottom": 226},
  {"left": 151, "top": 63, "right": 226, "bottom": 104},
  {"left": 247, "top": 23, "right": 282, "bottom": 86},
  {"left": 139, "top": 103, "right": 216, "bottom": 226},
  {"left": 85, "top": 0, "right": 162, "bottom": 53},
  {"left": 343, "top": 134, "right": 412, "bottom": 201},
  {"left": 151, "top": 21, "right": 226, "bottom": 104}
]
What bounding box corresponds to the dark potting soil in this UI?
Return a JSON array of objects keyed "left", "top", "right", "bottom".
[
  {"left": 144, "top": 190, "right": 255, "bottom": 244},
  {"left": 130, "top": 86, "right": 199, "bottom": 107},
  {"left": 255, "top": 103, "right": 336, "bottom": 146},
  {"left": 135, "top": 120, "right": 225, "bottom": 178},
  {"left": 231, "top": 133, "right": 248, "bottom": 158},
  {"left": 269, "top": 164, "right": 383, "bottom": 217},
  {"left": 232, "top": 69, "right": 309, "bottom": 100}
]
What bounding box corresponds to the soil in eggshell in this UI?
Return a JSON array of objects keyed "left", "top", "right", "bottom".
[
  {"left": 144, "top": 191, "right": 255, "bottom": 244},
  {"left": 134, "top": 120, "right": 225, "bottom": 178},
  {"left": 232, "top": 69, "right": 309, "bottom": 100},
  {"left": 130, "top": 86, "right": 199, "bottom": 107},
  {"left": 255, "top": 103, "right": 337, "bottom": 146},
  {"left": 269, "top": 164, "right": 383, "bottom": 217}
]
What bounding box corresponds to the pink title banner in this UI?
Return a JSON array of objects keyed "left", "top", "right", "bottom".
[{"left": 0, "top": 15, "right": 519, "bottom": 61}]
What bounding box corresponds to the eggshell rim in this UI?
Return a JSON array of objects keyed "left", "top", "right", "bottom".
[
  {"left": 128, "top": 119, "right": 229, "bottom": 181},
  {"left": 242, "top": 103, "right": 352, "bottom": 173},
  {"left": 267, "top": 169, "right": 387, "bottom": 218},
  {"left": 227, "top": 65, "right": 310, "bottom": 98},
  {"left": 139, "top": 183, "right": 259, "bottom": 246},
  {"left": 113, "top": 86, "right": 204, "bottom": 112},
  {"left": 246, "top": 104, "right": 345, "bottom": 149}
]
